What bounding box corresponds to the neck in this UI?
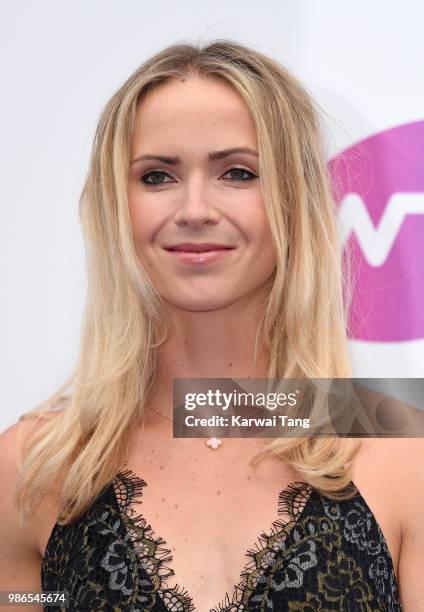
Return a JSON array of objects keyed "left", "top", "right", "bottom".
[{"left": 146, "top": 296, "right": 271, "bottom": 426}]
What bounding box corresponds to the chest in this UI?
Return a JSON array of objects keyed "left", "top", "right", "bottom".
[
  {"left": 39, "top": 439, "right": 402, "bottom": 611},
  {"left": 117, "top": 438, "right": 400, "bottom": 610},
  {"left": 120, "top": 442, "right": 303, "bottom": 610}
]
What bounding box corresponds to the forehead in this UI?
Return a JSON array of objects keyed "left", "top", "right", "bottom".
[{"left": 131, "top": 75, "right": 257, "bottom": 154}]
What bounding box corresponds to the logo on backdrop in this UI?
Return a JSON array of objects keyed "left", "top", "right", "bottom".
[{"left": 329, "top": 120, "right": 424, "bottom": 342}]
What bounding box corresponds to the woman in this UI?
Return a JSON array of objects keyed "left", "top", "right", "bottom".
[{"left": 0, "top": 40, "right": 422, "bottom": 611}]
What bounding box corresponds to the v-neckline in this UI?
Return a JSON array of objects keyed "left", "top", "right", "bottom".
[{"left": 111, "top": 466, "right": 316, "bottom": 611}]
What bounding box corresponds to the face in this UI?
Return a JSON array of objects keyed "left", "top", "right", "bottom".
[{"left": 128, "top": 74, "right": 276, "bottom": 313}]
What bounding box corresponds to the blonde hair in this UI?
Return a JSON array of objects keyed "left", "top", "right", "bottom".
[{"left": 16, "top": 39, "right": 359, "bottom": 525}]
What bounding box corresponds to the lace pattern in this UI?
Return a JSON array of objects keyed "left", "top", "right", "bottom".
[
  {"left": 112, "top": 466, "right": 316, "bottom": 611},
  {"left": 41, "top": 465, "right": 402, "bottom": 610},
  {"left": 112, "top": 468, "right": 195, "bottom": 611}
]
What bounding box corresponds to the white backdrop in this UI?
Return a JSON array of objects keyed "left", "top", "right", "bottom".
[{"left": 1, "top": 0, "right": 423, "bottom": 431}]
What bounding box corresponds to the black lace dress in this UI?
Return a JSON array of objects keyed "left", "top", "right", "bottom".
[{"left": 41, "top": 468, "right": 401, "bottom": 611}]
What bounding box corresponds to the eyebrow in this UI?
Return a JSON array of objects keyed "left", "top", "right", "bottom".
[{"left": 130, "top": 147, "right": 259, "bottom": 166}]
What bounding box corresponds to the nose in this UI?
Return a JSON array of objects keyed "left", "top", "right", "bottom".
[{"left": 173, "top": 182, "right": 220, "bottom": 229}]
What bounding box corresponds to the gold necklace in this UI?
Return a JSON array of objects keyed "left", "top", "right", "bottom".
[{"left": 151, "top": 405, "right": 223, "bottom": 450}]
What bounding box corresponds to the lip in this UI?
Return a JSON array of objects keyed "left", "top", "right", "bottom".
[
  {"left": 164, "top": 247, "right": 235, "bottom": 265},
  {"left": 165, "top": 243, "right": 234, "bottom": 252}
]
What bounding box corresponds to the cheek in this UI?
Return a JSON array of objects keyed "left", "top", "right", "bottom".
[
  {"left": 128, "top": 212, "right": 154, "bottom": 271},
  {"left": 249, "top": 209, "right": 277, "bottom": 269},
  {"left": 243, "top": 203, "right": 274, "bottom": 247},
  {"left": 128, "top": 203, "right": 156, "bottom": 250}
]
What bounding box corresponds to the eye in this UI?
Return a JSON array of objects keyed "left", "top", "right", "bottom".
[
  {"left": 140, "top": 170, "right": 174, "bottom": 185},
  {"left": 139, "top": 167, "right": 258, "bottom": 186},
  {"left": 221, "top": 167, "right": 258, "bottom": 181}
]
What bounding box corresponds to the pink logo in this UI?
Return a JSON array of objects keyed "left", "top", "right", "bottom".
[{"left": 329, "top": 120, "right": 424, "bottom": 342}]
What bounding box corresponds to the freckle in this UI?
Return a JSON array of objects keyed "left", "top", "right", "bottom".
[
  {"left": 214, "top": 473, "right": 218, "bottom": 477},
  {"left": 161, "top": 497, "right": 166, "bottom": 502},
  {"left": 184, "top": 537, "right": 188, "bottom": 541},
  {"left": 200, "top": 575, "right": 204, "bottom": 579},
  {"left": 228, "top": 363, "right": 232, "bottom": 367},
  {"left": 247, "top": 475, "right": 251, "bottom": 480},
  {"left": 174, "top": 504, "right": 178, "bottom": 508},
  {"left": 216, "top": 490, "right": 221, "bottom": 495},
  {"left": 159, "top": 465, "right": 164, "bottom": 469}
]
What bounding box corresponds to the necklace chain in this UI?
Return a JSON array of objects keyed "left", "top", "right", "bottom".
[{"left": 151, "top": 405, "right": 223, "bottom": 450}]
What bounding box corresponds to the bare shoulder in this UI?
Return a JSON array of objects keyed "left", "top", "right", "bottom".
[
  {"left": 352, "top": 436, "right": 424, "bottom": 609},
  {"left": 0, "top": 413, "right": 65, "bottom": 552},
  {"left": 0, "top": 419, "right": 44, "bottom": 598},
  {"left": 0, "top": 418, "right": 48, "bottom": 553},
  {"left": 352, "top": 435, "right": 424, "bottom": 519},
  {"left": 385, "top": 437, "right": 424, "bottom": 610}
]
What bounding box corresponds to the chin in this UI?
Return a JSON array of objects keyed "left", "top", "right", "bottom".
[{"left": 163, "top": 295, "right": 239, "bottom": 313}]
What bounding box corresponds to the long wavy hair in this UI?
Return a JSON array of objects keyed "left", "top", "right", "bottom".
[{"left": 15, "top": 39, "right": 359, "bottom": 525}]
